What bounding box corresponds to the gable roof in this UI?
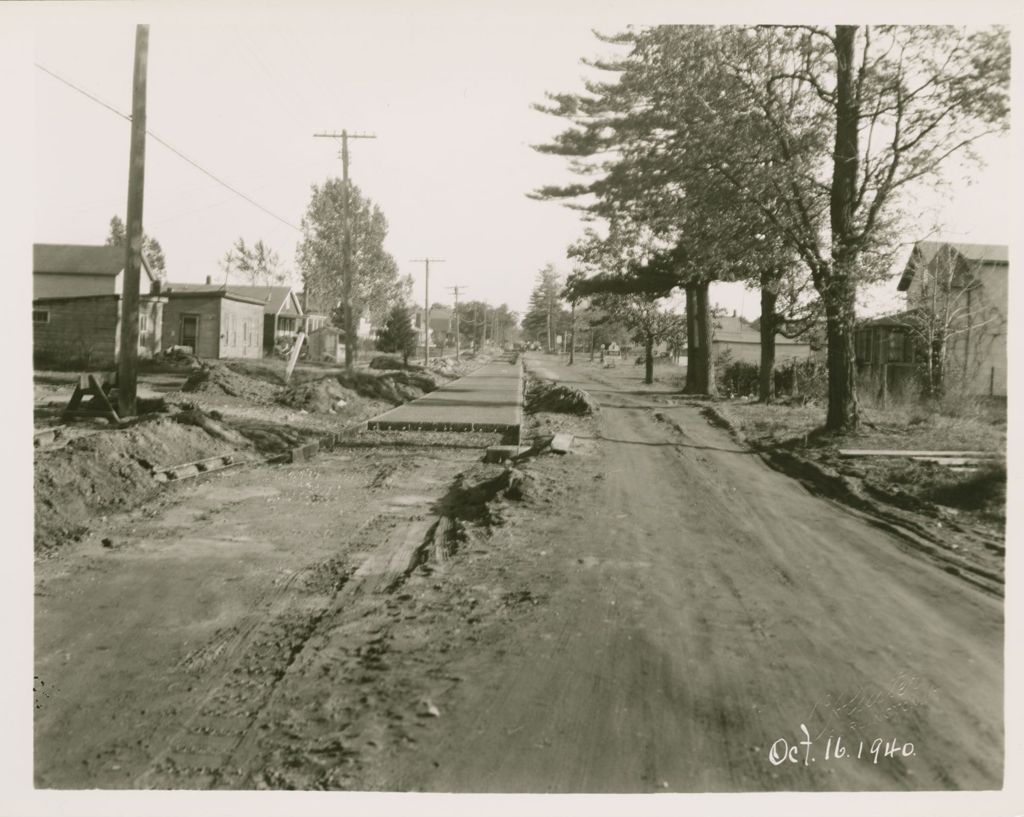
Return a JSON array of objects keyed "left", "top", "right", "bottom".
[
  {"left": 164, "top": 283, "right": 301, "bottom": 316},
  {"left": 899, "top": 240, "right": 1008, "bottom": 291},
  {"left": 34, "top": 243, "right": 154, "bottom": 280}
]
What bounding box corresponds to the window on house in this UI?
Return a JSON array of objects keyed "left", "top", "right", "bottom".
[
  {"left": 139, "top": 314, "right": 148, "bottom": 332},
  {"left": 32, "top": 310, "right": 50, "bottom": 324},
  {"left": 855, "top": 329, "right": 869, "bottom": 362}
]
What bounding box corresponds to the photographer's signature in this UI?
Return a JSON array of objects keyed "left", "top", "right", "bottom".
[{"left": 767, "top": 672, "right": 936, "bottom": 767}]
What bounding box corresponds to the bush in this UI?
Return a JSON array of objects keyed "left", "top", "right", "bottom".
[
  {"left": 717, "top": 360, "right": 760, "bottom": 398},
  {"left": 774, "top": 359, "right": 828, "bottom": 401}
]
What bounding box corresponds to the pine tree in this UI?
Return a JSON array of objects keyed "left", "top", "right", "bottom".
[{"left": 376, "top": 304, "right": 418, "bottom": 366}]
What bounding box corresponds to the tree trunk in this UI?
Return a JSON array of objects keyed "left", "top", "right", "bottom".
[
  {"left": 644, "top": 333, "right": 654, "bottom": 385},
  {"left": 759, "top": 280, "right": 778, "bottom": 403},
  {"left": 343, "top": 304, "right": 354, "bottom": 368},
  {"left": 693, "top": 280, "right": 717, "bottom": 395},
  {"left": 933, "top": 337, "right": 947, "bottom": 398},
  {"left": 822, "top": 25, "right": 861, "bottom": 432},
  {"left": 568, "top": 301, "right": 576, "bottom": 365},
  {"left": 683, "top": 284, "right": 699, "bottom": 393},
  {"left": 823, "top": 283, "right": 859, "bottom": 431}
]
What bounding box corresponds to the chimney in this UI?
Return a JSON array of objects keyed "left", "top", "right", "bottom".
[{"left": 205, "top": 275, "right": 212, "bottom": 285}]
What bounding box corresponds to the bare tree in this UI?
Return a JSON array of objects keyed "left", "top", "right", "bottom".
[{"left": 900, "top": 245, "right": 1002, "bottom": 396}]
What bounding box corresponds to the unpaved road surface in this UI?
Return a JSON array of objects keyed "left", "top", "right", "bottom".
[{"left": 34, "top": 356, "right": 1002, "bottom": 792}]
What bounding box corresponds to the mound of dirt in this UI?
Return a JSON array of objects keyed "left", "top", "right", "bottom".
[
  {"left": 527, "top": 380, "right": 597, "bottom": 416},
  {"left": 34, "top": 418, "right": 239, "bottom": 555},
  {"left": 160, "top": 348, "right": 203, "bottom": 369},
  {"left": 182, "top": 361, "right": 281, "bottom": 403},
  {"left": 335, "top": 369, "right": 440, "bottom": 405},
  {"left": 277, "top": 378, "right": 361, "bottom": 414},
  {"left": 368, "top": 355, "right": 406, "bottom": 371}
]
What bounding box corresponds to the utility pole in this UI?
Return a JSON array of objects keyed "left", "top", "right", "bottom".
[
  {"left": 313, "top": 129, "right": 376, "bottom": 368},
  {"left": 412, "top": 258, "right": 444, "bottom": 365},
  {"left": 117, "top": 24, "right": 149, "bottom": 419},
  {"left": 446, "top": 285, "right": 466, "bottom": 362}
]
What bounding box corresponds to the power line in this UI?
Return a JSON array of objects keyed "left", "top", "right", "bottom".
[{"left": 34, "top": 62, "right": 302, "bottom": 232}]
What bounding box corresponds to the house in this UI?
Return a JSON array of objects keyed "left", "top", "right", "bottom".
[
  {"left": 164, "top": 281, "right": 304, "bottom": 354},
  {"left": 161, "top": 288, "right": 266, "bottom": 359},
  {"left": 896, "top": 240, "right": 1007, "bottom": 396},
  {"left": 412, "top": 305, "right": 454, "bottom": 349},
  {"left": 675, "top": 314, "right": 813, "bottom": 367},
  {"left": 33, "top": 243, "right": 158, "bottom": 299},
  {"left": 32, "top": 243, "right": 165, "bottom": 368},
  {"left": 854, "top": 312, "right": 919, "bottom": 397}
]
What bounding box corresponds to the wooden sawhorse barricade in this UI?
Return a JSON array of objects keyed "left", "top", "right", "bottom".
[{"left": 62, "top": 372, "right": 123, "bottom": 425}]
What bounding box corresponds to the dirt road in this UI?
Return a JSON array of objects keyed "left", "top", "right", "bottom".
[{"left": 34, "top": 356, "right": 1002, "bottom": 792}]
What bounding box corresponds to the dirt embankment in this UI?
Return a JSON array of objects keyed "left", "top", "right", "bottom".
[
  {"left": 34, "top": 418, "right": 239, "bottom": 555},
  {"left": 34, "top": 355, "right": 480, "bottom": 556}
]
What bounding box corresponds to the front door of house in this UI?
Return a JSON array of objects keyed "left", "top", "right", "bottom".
[{"left": 180, "top": 314, "right": 199, "bottom": 354}]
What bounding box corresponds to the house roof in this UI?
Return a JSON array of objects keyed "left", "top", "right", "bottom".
[
  {"left": 165, "top": 283, "right": 301, "bottom": 316},
  {"left": 164, "top": 289, "right": 266, "bottom": 307},
  {"left": 898, "top": 240, "right": 1008, "bottom": 291},
  {"left": 34, "top": 243, "right": 153, "bottom": 280},
  {"left": 859, "top": 311, "right": 915, "bottom": 328},
  {"left": 711, "top": 314, "right": 807, "bottom": 346}
]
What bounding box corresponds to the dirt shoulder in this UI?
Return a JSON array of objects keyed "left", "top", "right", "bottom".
[{"left": 695, "top": 398, "right": 1005, "bottom": 593}]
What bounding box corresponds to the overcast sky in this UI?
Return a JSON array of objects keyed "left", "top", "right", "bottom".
[{"left": 28, "top": 2, "right": 1014, "bottom": 319}]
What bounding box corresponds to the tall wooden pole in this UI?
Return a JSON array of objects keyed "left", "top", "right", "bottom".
[
  {"left": 117, "top": 24, "right": 149, "bottom": 418},
  {"left": 412, "top": 258, "right": 443, "bottom": 365},
  {"left": 313, "top": 130, "right": 376, "bottom": 368},
  {"left": 447, "top": 284, "right": 465, "bottom": 362},
  {"left": 341, "top": 130, "right": 353, "bottom": 368},
  {"left": 424, "top": 259, "right": 430, "bottom": 366}
]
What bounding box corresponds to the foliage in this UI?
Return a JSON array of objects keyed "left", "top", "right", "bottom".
[
  {"left": 522, "top": 265, "right": 568, "bottom": 350},
  {"left": 220, "top": 238, "right": 288, "bottom": 285},
  {"left": 296, "top": 179, "right": 403, "bottom": 333},
  {"left": 532, "top": 24, "right": 1009, "bottom": 430},
  {"left": 376, "top": 304, "right": 418, "bottom": 365},
  {"left": 106, "top": 215, "right": 166, "bottom": 281},
  {"left": 716, "top": 356, "right": 761, "bottom": 398}
]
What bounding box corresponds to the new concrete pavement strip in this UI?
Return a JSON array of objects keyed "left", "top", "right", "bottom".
[{"left": 366, "top": 355, "right": 523, "bottom": 434}]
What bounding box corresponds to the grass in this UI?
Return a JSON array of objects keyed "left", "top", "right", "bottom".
[
  {"left": 718, "top": 396, "right": 1005, "bottom": 454},
  {"left": 715, "top": 393, "right": 1006, "bottom": 531}
]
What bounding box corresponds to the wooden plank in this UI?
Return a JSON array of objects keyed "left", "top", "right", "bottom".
[
  {"left": 909, "top": 456, "right": 990, "bottom": 467},
  {"left": 838, "top": 449, "right": 998, "bottom": 459},
  {"left": 349, "top": 517, "right": 435, "bottom": 594}
]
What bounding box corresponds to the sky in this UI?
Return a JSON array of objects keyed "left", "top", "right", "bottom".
[{"left": 27, "top": 2, "right": 1015, "bottom": 322}]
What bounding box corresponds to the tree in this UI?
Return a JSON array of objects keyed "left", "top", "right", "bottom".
[
  {"left": 522, "top": 265, "right": 566, "bottom": 351},
  {"left": 900, "top": 245, "right": 1002, "bottom": 397},
  {"left": 376, "top": 303, "right": 418, "bottom": 366},
  {"left": 220, "top": 238, "right": 288, "bottom": 285},
  {"left": 531, "top": 29, "right": 792, "bottom": 397},
  {"left": 106, "top": 215, "right": 166, "bottom": 282},
  {"left": 598, "top": 294, "right": 686, "bottom": 384},
  {"left": 297, "top": 179, "right": 402, "bottom": 367},
  {"left": 533, "top": 25, "right": 1008, "bottom": 430}
]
